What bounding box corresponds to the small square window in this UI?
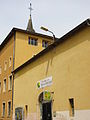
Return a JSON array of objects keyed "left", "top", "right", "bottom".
[
  {"left": 8, "top": 101, "right": 11, "bottom": 116},
  {"left": 28, "top": 37, "right": 38, "bottom": 46},
  {"left": 42, "top": 40, "right": 48, "bottom": 48},
  {"left": 2, "top": 102, "right": 5, "bottom": 117}
]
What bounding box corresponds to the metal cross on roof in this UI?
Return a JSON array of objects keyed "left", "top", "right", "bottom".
[{"left": 29, "top": 2, "right": 33, "bottom": 17}]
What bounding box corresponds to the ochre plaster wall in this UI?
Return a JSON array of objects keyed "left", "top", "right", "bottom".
[
  {"left": 14, "top": 32, "right": 52, "bottom": 69},
  {"left": 14, "top": 27, "right": 90, "bottom": 119},
  {"left": 0, "top": 36, "right": 14, "bottom": 120}
]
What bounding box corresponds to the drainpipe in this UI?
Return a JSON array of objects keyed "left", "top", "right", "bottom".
[
  {"left": 12, "top": 31, "right": 16, "bottom": 119},
  {"left": 13, "top": 32, "right": 15, "bottom": 71}
]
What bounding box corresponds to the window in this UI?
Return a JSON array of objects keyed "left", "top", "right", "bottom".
[
  {"left": 0, "top": 66, "right": 2, "bottom": 74},
  {"left": 0, "top": 82, "right": 1, "bottom": 93},
  {"left": 28, "top": 37, "right": 38, "bottom": 46},
  {"left": 8, "top": 101, "right": 11, "bottom": 116},
  {"left": 31, "top": 38, "right": 33, "bottom": 45},
  {"left": 4, "top": 61, "right": 7, "bottom": 71},
  {"left": 3, "top": 79, "right": 6, "bottom": 92},
  {"left": 9, "top": 57, "right": 12, "bottom": 67},
  {"left": 42, "top": 40, "right": 49, "bottom": 48},
  {"left": 28, "top": 37, "right": 30, "bottom": 44},
  {"left": 2, "top": 102, "right": 5, "bottom": 117},
  {"left": 25, "top": 105, "right": 28, "bottom": 118},
  {"left": 8, "top": 75, "right": 12, "bottom": 90},
  {"left": 69, "top": 98, "right": 74, "bottom": 117}
]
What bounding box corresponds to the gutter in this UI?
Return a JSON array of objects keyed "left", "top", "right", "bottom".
[{"left": 12, "top": 31, "right": 16, "bottom": 118}]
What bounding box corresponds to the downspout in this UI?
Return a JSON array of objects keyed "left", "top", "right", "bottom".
[
  {"left": 12, "top": 31, "right": 16, "bottom": 119},
  {"left": 13, "top": 32, "right": 16, "bottom": 71}
]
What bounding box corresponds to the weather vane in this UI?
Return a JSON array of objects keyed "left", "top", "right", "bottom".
[{"left": 29, "top": 1, "right": 33, "bottom": 17}]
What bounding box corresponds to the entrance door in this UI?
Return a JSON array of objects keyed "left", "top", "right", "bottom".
[{"left": 42, "top": 102, "right": 52, "bottom": 120}]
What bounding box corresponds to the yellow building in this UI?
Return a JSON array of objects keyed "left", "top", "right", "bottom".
[
  {"left": 0, "top": 15, "right": 53, "bottom": 120},
  {"left": 13, "top": 19, "right": 90, "bottom": 120}
]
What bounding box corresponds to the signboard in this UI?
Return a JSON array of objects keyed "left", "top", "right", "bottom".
[
  {"left": 43, "top": 91, "right": 52, "bottom": 101},
  {"left": 37, "top": 76, "right": 52, "bottom": 89}
]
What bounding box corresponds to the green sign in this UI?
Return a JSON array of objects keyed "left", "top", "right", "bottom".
[
  {"left": 37, "top": 81, "right": 41, "bottom": 88},
  {"left": 43, "top": 91, "right": 51, "bottom": 101}
]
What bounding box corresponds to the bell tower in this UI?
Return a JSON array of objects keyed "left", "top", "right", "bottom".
[{"left": 26, "top": 2, "right": 35, "bottom": 32}]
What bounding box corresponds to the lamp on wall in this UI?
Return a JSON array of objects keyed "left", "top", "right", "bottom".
[{"left": 40, "top": 26, "right": 56, "bottom": 42}]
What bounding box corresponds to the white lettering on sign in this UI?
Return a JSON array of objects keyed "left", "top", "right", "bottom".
[{"left": 37, "top": 76, "right": 52, "bottom": 89}]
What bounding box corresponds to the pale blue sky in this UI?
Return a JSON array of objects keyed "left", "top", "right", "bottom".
[{"left": 0, "top": 0, "right": 90, "bottom": 44}]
